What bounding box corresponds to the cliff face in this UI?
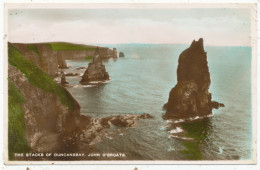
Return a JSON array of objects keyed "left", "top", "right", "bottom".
[
  {"left": 54, "top": 48, "right": 117, "bottom": 60},
  {"left": 12, "top": 43, "right": 60, "bottom": 77},
  {"left": 80, "top": 48, "right": 110, "bottom": 84},
  {"left": 163, "top": 38, "right": 223, "bottom": 119},
  {"left": 7, "top": 42, "right": 142, "bottom": 160},
  {"left": 9, "top": 65, "right": 79, "bottom": 153},
  {"left": 57, "top": 54, "right": 68, "bottom": 69},
  {"left": 11, "top": 42, "right": 118, "bottom": 78},
  {"left": 49, "top": 43, "right": 118, "bottom": 60},
  {"left": 8, "top": 43, "right": 82, "bottom": 154}
]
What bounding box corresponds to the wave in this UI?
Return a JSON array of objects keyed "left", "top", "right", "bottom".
[
  {"left": 159, "top": 125, "right": 169, "bottom": 131},
  {"left": 218, "top": 147, "right": 223, "bottom": 154},
  {"left": 168, "top": 127, "right": 183, "bottom": 134},
  {"left": 87, "top": 79, "right": 111, "bottom": 84},
  {"left": 167, "top": 146, "right": 175, "bottom": 151},
  {"left": 168, "top": 135, "right": 194, "bottom": 141},
  {"left": 166, "top": 114, "right": 213, "bottom": 124},
  {"left": 71, "top": 84, "right": 95, "bottom": 88}
]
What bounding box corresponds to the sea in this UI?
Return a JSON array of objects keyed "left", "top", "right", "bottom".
[{"left": 64, "top": 44, "right": 252, "bottom": 160}]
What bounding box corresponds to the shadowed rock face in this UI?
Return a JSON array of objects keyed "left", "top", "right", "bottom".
[
  {"left": 57, "top": 55, "right": 68, "bottom": 69},
  {"left": 60, "top": 71, "right": 69, "bottom": 85},
  {"left": 8, "top": 64, "right": 81, "bottom": 153},
  {"left": 80, "top": 48, "right": 110, "bottom": 84},
  {"left": 163, "top": 38, "right": 224, "bottom": 119}
]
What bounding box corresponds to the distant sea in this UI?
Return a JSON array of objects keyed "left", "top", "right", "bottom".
[{"left": 65, "top": 44, "right": 252, "bottom": 160}]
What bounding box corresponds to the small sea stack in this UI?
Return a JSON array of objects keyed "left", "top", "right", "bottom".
[
  {"left": 80, "top": 48, "right": 110, "bottom": 84},
  {"left": 119, "top": 52, "right": 125, "bottom": 57},
  {"left": 112, "top": 48, "right": 118, "bottom": 58},
  {"left": 163, "top": 38, "right": 224, "bottom": 120},
  {"left": 60, "top": 71, "right": 68, "bottom": 85}
]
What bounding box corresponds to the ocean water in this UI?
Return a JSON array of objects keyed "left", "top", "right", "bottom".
[{"left": 65, "top": 44, "right": 252, "bottom": 160}]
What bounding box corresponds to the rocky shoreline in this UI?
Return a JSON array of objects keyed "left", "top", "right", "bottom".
[
  {"left": 8, "top": 42, "right": 154, "bottom": 161},
  {"left": 8, "top": 39, "right": 225, "bottom": 161}
]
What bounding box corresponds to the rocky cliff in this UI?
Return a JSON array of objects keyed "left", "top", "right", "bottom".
[
  {"left": 48, "top": 42, "right": 118, "bottom": 60},
  {"left": 8, "top": 42, "right": 144, "bottom": 160},
  {"left": 80, "top": 48, "right": 110, "bottom": 84},
  {"left": 12, "top": 43, "right": 60, "bottom": 77},
  {"left": 8, "top": 43, "right": 83, "bottom": 156},
  {"left": 163, "top": 38, "right": 224, "bottom": 120},
  {"left": 11, "top": 42, "right": 118, "bottom": 78}
]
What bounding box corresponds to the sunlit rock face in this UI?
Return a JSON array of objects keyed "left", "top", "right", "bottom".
[
  {"left": 163, "top": 38, "right": 223, "bottom": 120},
  {"left": 80, "top": 48, "right": 110, "bottom": 84}
]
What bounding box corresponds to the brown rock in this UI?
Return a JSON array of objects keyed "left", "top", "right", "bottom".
[
  {"left": 119, "top": 52, "right": 125, "bottom": 57},
  {"left": 163, "top": 38, "right": 224, "bottom": 119},
  {"left": 80, "top": 48, "right": 110, "bottom": 84},
  {"left": 60, "top": 71, "right": 69, "bottom": 85}
]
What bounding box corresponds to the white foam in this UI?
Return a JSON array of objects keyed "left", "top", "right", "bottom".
[
  {"left": 166, "top": 120, "right": 173, "bottom": 123},
  {"left": 159, "top": 126, "right": 169, "bottom": 130},
  {"left": 168, "top": 135, "right": 193, "bottom": 141},
  {"left": 174, "top": 119, "right": 184, "bottom": 123},
  {"left": 167, "top": 146, "right": 175, "bottom": 151},
  {"left": 207, "top": 114, "right": 213, "bottom": 118},
  {"left": 169, "top": 127, "right": 183, "bottom": 134},
  {"left": 73, "top": 85, "right": 79, "bottom": 88},
  {"left": 218, "top": 147, "right": 223, "bottom": 154},
  {"left": 194, "top": 116, "right": 200, "bottom": 120},
  {"left": 83, "top": 85, "right": 95, "bottom": 88},
  {"left": 104, "top": 80, "right": 111, "bottom": 83},
  {"left": 88, "top": 80, "right": 111, "bottom": 84}
]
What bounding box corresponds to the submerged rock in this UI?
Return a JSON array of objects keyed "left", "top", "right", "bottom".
[
  {"left": 163, "top": 38, "right": 224, "bottom": 119},
  {"left": 75, "top": 66, "right": 87, "bottom": 70},
  {"left": 78, "top": 113, "right": 154, "bottom": 146},
  {"left": 80, "top": 48, "right": 110, "bottom": 84},
  {"left": 65, "top": 72, "right": 79, "bottom": 77}
]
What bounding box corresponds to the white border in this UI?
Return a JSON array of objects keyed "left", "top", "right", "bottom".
[{"left": 1, "top": 0, "right": 259, "bottom": 168}]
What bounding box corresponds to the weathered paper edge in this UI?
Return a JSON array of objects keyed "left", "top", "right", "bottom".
[{"left": 3, "top": 2, "right": 258, "bottom": 165}]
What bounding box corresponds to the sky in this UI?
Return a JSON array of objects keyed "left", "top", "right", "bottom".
[{"left": 8, "top": 8, "right": 251, "bottom": 46}]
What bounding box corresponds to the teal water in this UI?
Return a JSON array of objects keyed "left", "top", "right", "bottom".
[{"left": 65, "top": 44, "right": 252, "bottom": 160}]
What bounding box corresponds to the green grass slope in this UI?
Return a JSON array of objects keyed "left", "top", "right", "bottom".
[
  {"left": 8, "top": 43, "right": 76, "bottom": 111},
  {"left": 84, "top": 55, "right": 93, "bottom": 61},
  {"left": 27, "top": 44, "right": 41, "bottom": 56},
  {"left": 8, "top": 81, "right": 30, "bottom": 160}
]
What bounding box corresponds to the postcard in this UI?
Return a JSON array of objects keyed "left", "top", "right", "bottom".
[{"left": 3, "top": 2, "right": 257, "bottom": 164}]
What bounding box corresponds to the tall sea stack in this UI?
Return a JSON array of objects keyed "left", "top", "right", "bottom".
[
  {"left": 80, "top": 48, "right": 110, "bottom": 84},
  {"left": 163, "top": 38, "right": 223, "bottom": 119}
]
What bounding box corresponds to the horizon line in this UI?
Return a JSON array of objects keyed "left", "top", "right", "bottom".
[{"left": 8, "top": 41, "right": 251, "bottom": 48}]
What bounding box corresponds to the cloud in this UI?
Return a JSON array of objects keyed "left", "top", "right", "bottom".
[{"left": 8, "top": 8, "right": 251, "bottom": 46}]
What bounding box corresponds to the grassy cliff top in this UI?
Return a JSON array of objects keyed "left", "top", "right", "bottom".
[
  {"left": 12, "top": 42, "right": 100, "bottom": 51},
  {"left": 47, "top": 42, "right": 97, "bottom": 51}
]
